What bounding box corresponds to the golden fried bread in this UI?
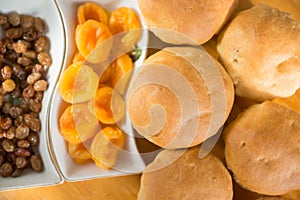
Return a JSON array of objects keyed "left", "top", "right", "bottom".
[
  {"left": 237, "top": 0, "right": 300, "bottom": 23},
  {"left": 127, "top": 47, "right": 234, "bottom": 148},
  {"left": 138, "top": 147, "right": 233, "bottom": 200},
  {"left": 256, "top": 197, "right": 290, "bottom": 200},
  {"left": 217, "top": 4, "right": 300, "bottom": 102},
  {"left": 225, "top": 101, "right": 300, "bottom": 195},
  {"left": 138, "top": 0, "right": 238, "bottom": 44}
]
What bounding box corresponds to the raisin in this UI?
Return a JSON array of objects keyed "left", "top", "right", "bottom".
[
  {"left": 22, "top": 85, "right": 35, "bottom": 98},
  {"left": 23, "top": 113, "right": 40, "bottom": 132},
  {"left": 1, "top": 139, "right": 15, "bottom": 152},
  {"left": 13, "top": 63, "right": 27, "bottom": 80},
  {"left": 34, "top": 17, "right": 45, "bottom": 33},
  {"left": 15, "top": 124, "right": 29, "bottom": 139},
  {"left": 14, "top": 147, "right": 31, "bottom": 157},
  {"left": 34, "top": 36, "right": 50, "bottom": 52},
  {"left": 20, "top": 15, "right": 34, "bottom": 29},
  {"left": 27, "top": 132, "right": 39, "bottom": 146},
  {"left": 17, "top": 139, "right": 30, "bottom": 148},
  {"left": 8, "top": 12, "right": 21, "bottom": 27},
  {"left": 0, "top": 162, "right": 13, "bottom": 177},
  {"left": 5, "top": 27, "right": 23, "bottom": 39},
  {"left": 30, "top": 154, "right": 42, "bottom": 172},
  {"left": 12, "top": 168, "right": 23, "bottom": 177}
]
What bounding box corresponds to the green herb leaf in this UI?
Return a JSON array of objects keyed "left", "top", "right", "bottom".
[{"left": 130, "top": 46, "right": 142, "bottom": 62}]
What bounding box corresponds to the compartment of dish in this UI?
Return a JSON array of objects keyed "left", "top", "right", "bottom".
[
  {"left": 49, "top": 0, "right": 149, "bottom": 181},
  {"left": 0, "top": 0, "right": 65, "bottom": 191}
]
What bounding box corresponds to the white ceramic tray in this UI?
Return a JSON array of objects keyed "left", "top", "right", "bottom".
[
  {"left": 49, "top": 0, "right": 148, "bottom": 181},
  {"left": 0, "top": 0, "right": 65, "bottom": 191}
]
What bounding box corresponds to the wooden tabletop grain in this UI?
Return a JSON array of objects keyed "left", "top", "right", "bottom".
[{"left": 0, "top": 174, "right": 141, "bottom": 200}]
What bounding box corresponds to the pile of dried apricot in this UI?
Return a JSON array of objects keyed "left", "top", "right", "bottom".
[{"left": 58, "top": 2, "right": 142, "bottom": 170}]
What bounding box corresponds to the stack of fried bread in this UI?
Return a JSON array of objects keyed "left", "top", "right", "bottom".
[{"left": 126, "top": 0, "right": 300, "bottom": 199}]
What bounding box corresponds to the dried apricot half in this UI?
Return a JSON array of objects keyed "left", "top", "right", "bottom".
[
  {"left": 59, "top": 103, "right": 99, "bottom": 144},
  {"left": 75, "top": 19, "right": 113, "bottom": 63},
  {"left": 110, "top": 54, "right": 133, "bottom": 93},
  {"left": 109, "top": 7, "right": 142, "bottom": 48},
  {"left": 88, "top": 86, "right": 125, "bottom": 124},
  {"left": 72, "top": 51, "right": 85, "bottom": 64},
  {"left": 109, "top": 7, "right": 141, "bottom": 34},
  {"left": 67, "top": 142, "right": 92, "bottom": 165},
  {"left": 77, "top": 2, "right": 109, "bottom": 25},
  {"left": 99, "top": 64, "right": 113, "bottom": 86},
  {"left": 58, "top": 63, "right": 99, "bottom": 103},
  {"left": 90, "top": 126, "right": 126, "bottom": 169}
]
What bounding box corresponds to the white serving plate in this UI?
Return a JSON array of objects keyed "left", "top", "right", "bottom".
[
  {"left": 49, "top": 0, "right": 148, "bottom": 181},
  {"left": 0, "top": 0, "right": 64, "bottom": 191}
]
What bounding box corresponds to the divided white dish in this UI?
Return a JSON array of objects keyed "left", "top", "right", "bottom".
[
  {"left": 0, "top": 0, "right": 65, "bottom": 191},
  {"left": 49, "top": 0, "right": 148, "bottom": 181}
]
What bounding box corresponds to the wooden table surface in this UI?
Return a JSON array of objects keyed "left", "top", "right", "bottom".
[
  {"left": 0, "top": 174, "right": 141, "bottom": 200},
  {"left": 0, "top": 0, "right": 299, "bottom": 199}
]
